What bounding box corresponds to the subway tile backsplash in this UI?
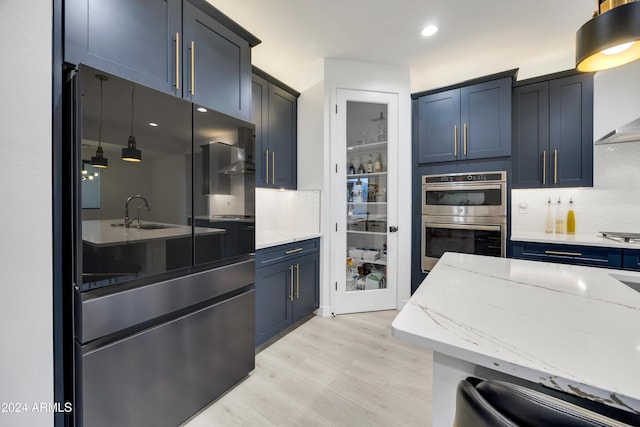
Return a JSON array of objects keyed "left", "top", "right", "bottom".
[
  {"left": 511, "top": 143, "right": 640, "bottom": 235},
  {"left": 256, "top": 188, "right": 321, "bottom": 234}
]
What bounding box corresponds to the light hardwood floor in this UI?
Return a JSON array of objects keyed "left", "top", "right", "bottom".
[{"left": 183, "top": 310, "right": 433, "bottom": 427}]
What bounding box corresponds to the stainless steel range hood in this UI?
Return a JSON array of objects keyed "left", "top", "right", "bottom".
[{"left": 595, "top": 117, "right": 640, "bottom": 145}]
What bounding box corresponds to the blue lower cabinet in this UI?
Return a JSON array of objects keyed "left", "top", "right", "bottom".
[
  {"left": 255, "top": 239, "right": 319, "bottom": 347},
  {"left": 623, "top": 249, "right": 640, "bottom": 272},
  {"left": 512, "top": 242, "right": 622, "bottom": 269}
]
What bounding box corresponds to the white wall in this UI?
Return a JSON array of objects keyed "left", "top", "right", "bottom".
[{"left": 0, "top": 1, "right": 54, "bottom": 426}]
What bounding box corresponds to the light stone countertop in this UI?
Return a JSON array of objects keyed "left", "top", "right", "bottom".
[
  {"left": 512, "top": 231, "right": 640, "bottom": 249},
  {"left": 256, "top": 230, "right": 322, "bottom": 250},
  {"left": 82, "top": 219, "right": 224, "bottom": 247},
  {"left": 392, "top": 252, "right": 640, "bottom": 413}
]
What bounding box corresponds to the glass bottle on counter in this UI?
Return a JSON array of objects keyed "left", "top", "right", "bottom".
[{"left": 554, "top": 198, "right": 564, "bottom": 234}]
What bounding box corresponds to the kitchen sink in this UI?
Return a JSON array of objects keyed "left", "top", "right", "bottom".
[
  {"left": 110, "top": 222, "right": 176, "bottom": 230},
  {"left": 138, "top": 224, "right": 175, "bottom": 230}
]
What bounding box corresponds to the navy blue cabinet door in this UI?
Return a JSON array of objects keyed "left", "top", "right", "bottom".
[
  {"left": 291, "top": 253, "right": 320, "bottom": 324},
  {"left": 512, "top": 74, "right": 593, "bottom": 189},
  {"left": 65, "top": 0, "right": 181, "bottom": 96},
  {"left": 252, "top": 72, "right": 298, "bottom": 190},
  {"left": 461, "top": 78, "right": 512, "bottom": 160},
  {"left": 549, "top": 74, "right": 593, "bottom": 188},
  {"left": 183, "top": 1, "right": 251, "bottom": 121},
  {"left": 269, "top": 84, "right": 298, "bottom": 189},
  {"left": 252, "top": 74, "right": 269, "bottom": 187},
  {"left": 255, "top": 262, "right": 292, "bottom": 347},
  {"left": 623, "top": 250, "right": 640, "bottom": 271},
  {"left": 512, "top": 82, "right": 550, "bottom": 188},
  {"left": 416, "top": 89, "right": 460, "bottom": 164}
]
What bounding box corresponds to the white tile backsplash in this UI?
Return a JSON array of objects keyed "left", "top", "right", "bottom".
[
  {"left": 512, "top": 143, "right": 640, "bottom": 235},
  {"left": 256, "top": 188, "right": 321, "bottom": 234}
]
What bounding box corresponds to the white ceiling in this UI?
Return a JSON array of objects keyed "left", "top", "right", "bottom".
[{"left": 206, "top": 0, "right": 597, "bottom": 93}]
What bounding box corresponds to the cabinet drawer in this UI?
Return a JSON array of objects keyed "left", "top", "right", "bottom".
[
  {"left": 512, "top": 242, "right": 622, "bottom": 269},
  {"left": 256, "top": 238, "right": 319, "bottom": 268},
  {"left": 623, "top": 249, "right": 640, "bottom": 271}
]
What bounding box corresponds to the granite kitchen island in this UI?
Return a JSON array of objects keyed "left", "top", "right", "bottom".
[{"left": 392, "top": 252, "right": 640, "bottom": 426}]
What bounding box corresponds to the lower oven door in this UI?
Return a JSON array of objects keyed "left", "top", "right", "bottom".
[{"left": 421, "top": 216, "right": 506, "bottom": 272}]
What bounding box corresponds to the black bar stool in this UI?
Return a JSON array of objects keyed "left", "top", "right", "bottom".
[{"left": 454, "top": 377, "right": 639, "bottom": 427}]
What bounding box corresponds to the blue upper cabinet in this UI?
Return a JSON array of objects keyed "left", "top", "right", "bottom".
[
  {"left": 512, "top": 72, "right": 593, "bottom": 188},
  {"left": 252, "top": 68, "right": 299, "bottom": 190},
  {"left": 65, "top": 0, "right": 182, "bottom": 96},
  {"left": 182, "top": 1, "right": 252, "bottom": 120},
  {"left": 415, "top": 75, "right": 512, "bottom": 164},
  {"left": 460, "top": 78, "right": 512, "bottom": 160},
  {"left": 65, "top": 0, "right": 259, "bottom": 121},
  {"left": 416, "top": 89, "right": 460, "bottom": 163}
]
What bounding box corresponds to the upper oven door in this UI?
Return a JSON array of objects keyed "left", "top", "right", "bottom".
[{"left": 422, "top": 181, "right": 506, "bottom": 217}]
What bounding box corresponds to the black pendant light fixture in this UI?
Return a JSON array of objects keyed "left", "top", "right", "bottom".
[
  {"left": 576, "top": 0, "right": 640, "bottom": 72},
  {"left": 122, "top": 84, "right": 142, "bottom": 162},
  {"left": 91, "top": 74, "right": 109, "bottom": 169}
]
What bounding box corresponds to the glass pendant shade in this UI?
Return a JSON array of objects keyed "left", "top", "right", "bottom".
[
  {"left": 576, "top": 1, "right": 640, "bottom": 72},
  {"left": 122, "top": 135, "right": 142, "bottom": 162}
]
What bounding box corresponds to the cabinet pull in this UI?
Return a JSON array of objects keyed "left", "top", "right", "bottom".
[
  {"left": 189, "top": 41, "right": 195, "bottom": 96},
  {"left": 289, "top": 265, "right": 294, "bottom": 301},
  {"left": 271, "top": 151, "right": 275, "bottom": 184},
  {"left": 454, "top": 125, "right": 458, "bottom": 157},
  {"left": 463, "top": 123, "right": 468, "bottom": 156},
  {"left": 542, "top": 150, "right": 546, "bottom": 185},
  {"left": 285, "top": 247, "right": 303, "bottom": 255},
  {"left": 174, "top": 32, "right": 180, "bottom": 90},
  {"left": 295, "top": 264, "right": 300, "bottom": 299},
  {"left": 265, "top": 150, "right": 269, "bottom": 184},
  {"left": 553, "top": 149, "right": 558, "bottom": 184},
  {"left": 545, "top": 250, "right": 582, "bottom": 257}
]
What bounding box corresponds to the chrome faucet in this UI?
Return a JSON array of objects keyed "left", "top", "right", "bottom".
[{"left": 125, "top": 195, "right": 150, "bottom": 228}]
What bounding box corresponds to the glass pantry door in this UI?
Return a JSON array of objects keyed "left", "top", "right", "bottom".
[{"left": 332, "top": 89, "right": 398, "bottom": 314}]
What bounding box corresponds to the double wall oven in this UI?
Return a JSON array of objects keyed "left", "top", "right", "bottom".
[{"left": 421, "top": 171, "right": 507, "bottom": 272}]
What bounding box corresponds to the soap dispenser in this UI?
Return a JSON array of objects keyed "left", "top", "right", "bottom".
[
  {"left": 566, "top": 197, "right": 576, "bottom": 234},
  {"left": 544, "top": 198, "right": 553, "bottom": 234}
]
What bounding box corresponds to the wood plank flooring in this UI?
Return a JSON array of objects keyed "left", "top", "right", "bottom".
[{"left": 183, "top": 310, "right": 433, "bottom": 427}]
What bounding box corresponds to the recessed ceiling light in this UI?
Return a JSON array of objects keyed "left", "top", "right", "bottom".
[
  {"left": 196, "top": 107, "right": 207, "bottom": 113},
  {"left": 421, "top": 25, "right": 438, "bottom": 37},
  {"left": 148, "top": 122, "right": 158, "bottom": 127}
]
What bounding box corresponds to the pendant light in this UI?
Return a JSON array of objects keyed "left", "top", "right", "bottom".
[
  {"left": 576, "top": 0, "right": 640, "bottom": 72},
  {"left": 122, "top": 84, "right": 142, "bottom": 162},
  {"left": 91, "top": 74, "right": 109, "bottom": 168}
]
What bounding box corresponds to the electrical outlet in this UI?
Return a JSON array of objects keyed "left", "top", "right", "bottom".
[{"left": 518, "top": 201, "right": 528, "bottom": 214}]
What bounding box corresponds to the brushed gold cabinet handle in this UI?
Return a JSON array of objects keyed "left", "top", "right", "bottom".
[
  {"left": 463, "top": 123, "right": 468, "bottom": 156},
  {"left": 554, "top": 149, "right": 558, "bottom": 184},
  {"left": 295, "top": 264, "right": 300, "bottom": 299},
  {"left": 285, "top": 247, "right": 303, "bottom": 255},
  {"left": 265, "top": 150, "right": 269, "bottom": 184},
  {"left": 542, "top": 150, "right": 547, "bottom": 185},
  {"left": 454, "top": 125, "right": 458, "bottom": 157},
  {"left": 174, "top": 32, "right": 180, "bottom": 90},
  {"left": 289, "top": 265, "right": 294, "bottom": 301},
  {"left": 189, "top": 41, "right": 195, "bottom": 96},
  {"left": 545, "top": 250, "right": 582, "bottom": 257},
  {"left": 271, "top": 151, "right": 275, "bottom": 184}
]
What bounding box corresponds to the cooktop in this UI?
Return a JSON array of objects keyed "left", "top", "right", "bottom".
[{"left": 598, "top": 231, "right": 640, "bottom": 243}]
